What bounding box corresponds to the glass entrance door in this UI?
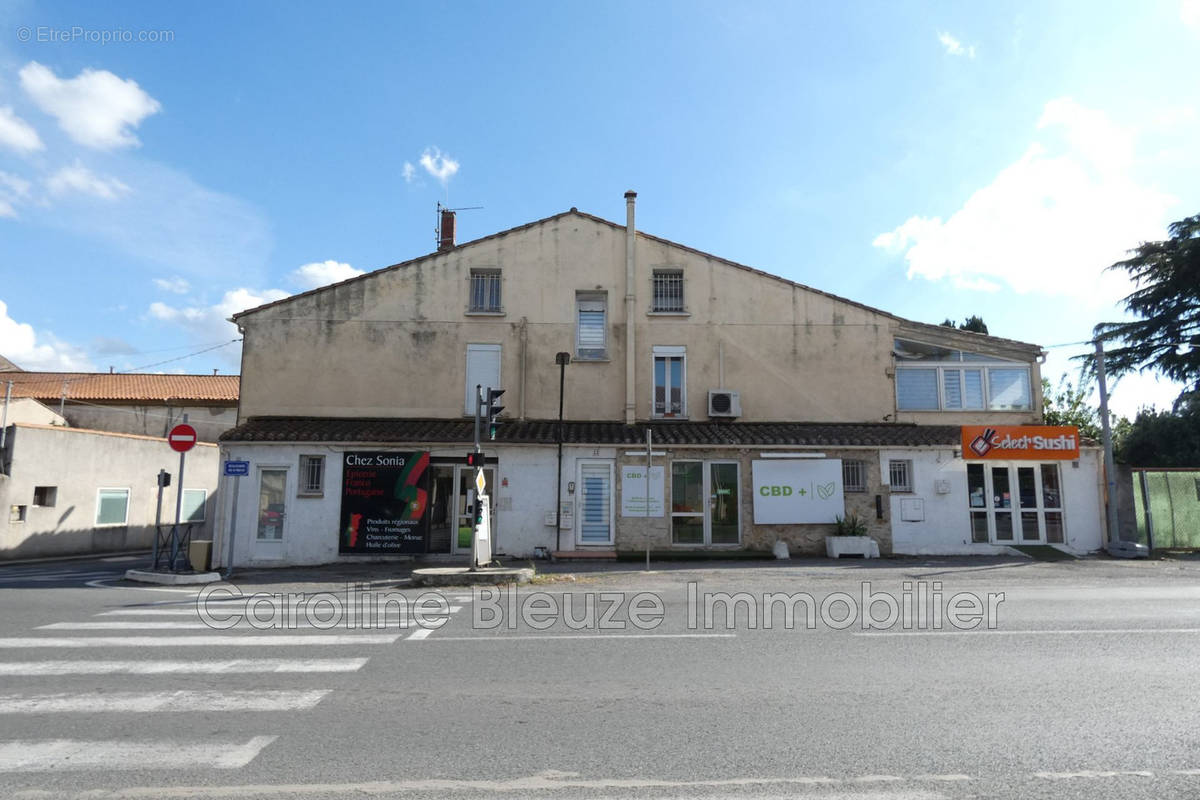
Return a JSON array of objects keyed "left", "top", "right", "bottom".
[
  {"left": 254, "top": 468, "right": 287, "bottom": 559},
  {"left": 968, "top": 463, "right": 1064, "bottom": 545},
  {"left": 671, "top": 461, "right": 741, "bottom": 545}
]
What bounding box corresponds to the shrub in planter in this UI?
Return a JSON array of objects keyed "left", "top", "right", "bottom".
[{"left": 832, "top": 512, "right": 868, "bottom": 536}]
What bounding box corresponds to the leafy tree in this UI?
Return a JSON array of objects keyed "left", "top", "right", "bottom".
[
  {"left": 1114, "top": 397, "right": 1200, "bottom": 466},
  {"left": 1041, "top": 374, "right": 1103, "bottom": 441},
  {"left": 1093, "top": 213, "right": 1200, "bottom": 408},
  {"left": 939, "top": 315, "right": 990, "bottom": 334}
]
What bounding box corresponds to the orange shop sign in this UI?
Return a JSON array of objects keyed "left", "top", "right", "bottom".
[{"left": 961, "top": 425, "right": 1080, "bottom": 460}]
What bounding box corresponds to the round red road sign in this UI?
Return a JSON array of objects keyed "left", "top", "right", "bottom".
[{"left": 168, "top": 423, "right": 198, "bottom": 453}]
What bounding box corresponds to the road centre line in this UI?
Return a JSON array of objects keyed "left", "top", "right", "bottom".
[
  {"left": 854, "top": 628, "right": 1200, "bottom": 637},
  {"left": 0, "top": 658, "right": 367, "bottom": 675},
  {"left": 0, "top": 634, "right": 403, "bottom": 647},
  {"left": 423, "top": 633, "right": 737, "bottom": 641}
]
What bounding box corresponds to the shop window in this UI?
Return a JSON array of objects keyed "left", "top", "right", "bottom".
[
  {"left": 96, "top": 488, "right": 130, "bottom": 526},
  {"left": 33, "top": 486, "right": 57, "bottom": 507},
  {"left": 181, "top": 489, "right": 206, "bottom": 523},
  {"left": 843, "top": 460, "right": 866, "bottom": 492},
  {"left": 299, "top": 455, "right": 325, "bottom": 495},
  {"left": 576, "top": 293, "right": 607, "bottom": 360},
  {"left": 653, "top": 346, "right": 686, "bottom": 418},
  {"left": 468, "top": 269, "right": 502, "bottom": 313},
  {"left": 888, "top": 460, "right": 913, "bottom": 493},
  {"left": 10, "top": 505, "right": 26, "bottom": 523},
  {"left": 651, "top": 269, "right": 685, "bottom": 312}
]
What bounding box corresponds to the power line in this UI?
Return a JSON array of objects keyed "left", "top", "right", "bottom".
[{"left": 121, "top": 339, "right": 242, "bottom": 373}]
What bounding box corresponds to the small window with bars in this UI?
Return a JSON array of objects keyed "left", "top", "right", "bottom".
[
  {"left": 888, "top": 460, "right": 913, "bottom": 493},
  {"left": 651, "top": 269, "right": 684, "bottom": 312},
  {"left": 468, "top": 269, "right": 502, "bottom": 313},
  {"left": 299, "top": 455, "right": 325, "bottom": 496},
  {"left": 843, "top": 460, "right": 866, "bottom": 493}
]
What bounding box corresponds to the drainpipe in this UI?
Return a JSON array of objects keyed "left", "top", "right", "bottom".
[
  {"left": 1, "top": 380, "right": 11, "bottom": 450},
  {"left": 624, "top": 190, "right": 637, "bottom": 425},
  {"left": 519, "top": 317, "right": 528, "bottom": 420}
]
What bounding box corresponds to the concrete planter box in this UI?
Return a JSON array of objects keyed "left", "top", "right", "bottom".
[{"left": 825, "top": 536, "right": 879, "bottom": 559}]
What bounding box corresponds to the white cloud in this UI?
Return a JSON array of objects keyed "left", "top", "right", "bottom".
[
  {"left": 0, "top": 299, "right": 93, "bottom": 370},
  {"left": 148, "top": 287, "right": 289, "bottom": 369},
  {"left": 152, "top": 276, "right": 191, "bottom": 294},
  {"left": 19, "top": 61, "right": 161, "bottom": 150},
  {"left": 0, "top": 171, "right": 32, "bottom": 218},
  {"left": 1183, "top": 0, "right": 1200, "bottom": 31},
  {"left": 419, "top": 147, "right": 460, "bottom": 184},
  {"left": 46, "top": 161, "right": 131, "bottom": 200},
  {"left": 402, "top": 162, "right": 416, "bottom": 183},
  {"left": 290, "top": 260, "right": 365, "bottom": 290},
  {"left": 37, "top": 157, "right": 272, "bottom": 283},
  {"left": 0, "top": 106, "right": 43, "bottom": 154},
  {"left": 872, "top": 98, "right": 1175, "bottom": 302},
  {"left": 938, "top": 32, "right": 976, "bottom": 58}
]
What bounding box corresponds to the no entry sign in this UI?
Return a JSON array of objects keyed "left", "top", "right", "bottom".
[{"left": 168, "top": 423, "right": 198, "bottom": 453}]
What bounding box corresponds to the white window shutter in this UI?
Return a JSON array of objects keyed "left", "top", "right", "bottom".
[{"left": 465, "top": 344, "right": 501, "bottom": 414}]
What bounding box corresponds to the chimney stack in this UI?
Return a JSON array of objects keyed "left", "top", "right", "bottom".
[{"left": 438, "top": 207, "right": 456, "bottom": 252}]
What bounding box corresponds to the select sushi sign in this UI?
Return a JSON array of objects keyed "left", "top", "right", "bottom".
[
  {"left": 961, "top": 426, "right": 1079, "bottom": 461},
  {"left": 339, "top": 451, "right": 430, "bottom": 554}
]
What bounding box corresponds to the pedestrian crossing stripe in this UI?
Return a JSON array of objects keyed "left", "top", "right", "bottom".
[{"left": 0, "top": 658, "right": 368, "bottom": 675}]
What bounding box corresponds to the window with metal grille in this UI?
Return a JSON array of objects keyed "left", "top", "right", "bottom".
[
  {"left": 299, "top": 455, "right": 325, "bottom": 495},
  {"left": 576, "top": 293, "right": 607, "bottom": 360},
  {"left": 652, "top": 270, "right": 684, "bottom": 312},
  {"left": 468, "top": 270, "right": 502, "bottom": 313},
  {"left": 888, "top": 460, "right": 913, "bottom": 493},
  {"left": 843, "top": 460, "right": 866, "bottom": 492}
]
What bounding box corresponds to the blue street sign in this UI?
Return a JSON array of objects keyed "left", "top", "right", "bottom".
[{"left": 224, "top": 460, "right": 250, "bottom": 477}]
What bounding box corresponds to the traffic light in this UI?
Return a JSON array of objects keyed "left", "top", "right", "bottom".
[
  {"left": 466, "top": 452, "right": 485, "bottom": 468},
  {"left": 485, "top": 387, "right": 505, "bottom": 440}
]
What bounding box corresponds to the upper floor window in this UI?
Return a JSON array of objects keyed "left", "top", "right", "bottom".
[
  {"left": 465, "top": 344, "right": 501, "bottom": 415},
  {"left": 894, "top": 338, "right": 1031, "bottom": 411},
  {"left": 576, "top": 293, "right": 607, "bottom": 360},
  {"left": 653, "top": 345, "right": 686, "bottom": 417},
  {"left": 468, "top": 269, "right": 502, "bottom": 313},
  {"left": 651, "top": 269, "right": 685, "bottom": 312}
]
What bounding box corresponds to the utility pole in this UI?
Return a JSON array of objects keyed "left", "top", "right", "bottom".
[{"left": 1095, "top": 340, "right": 1120, "bottom": 549}]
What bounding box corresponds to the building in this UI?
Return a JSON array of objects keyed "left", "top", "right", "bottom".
[
  {"left": 218, "top": 194, "right": 1103, "bottom": 567},
  {"left": 1, "top": 369, "right": 239, "bottom": 443},
  {"left": 0, "top": 366, "right": 232, "bottom": 559}
]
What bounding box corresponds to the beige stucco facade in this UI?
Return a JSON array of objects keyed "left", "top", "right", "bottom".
[{"left": 236, "top": 209, "right": 1042, "bottom": 425}]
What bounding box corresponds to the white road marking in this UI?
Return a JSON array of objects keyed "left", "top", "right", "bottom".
[
  {"left": 0, "top": 736, "right": 276, "bottom": 772},
  {"left": 40, "top": 620, "right": 416, "bottom": 630},
  {"left": 0, "top": 658, "right": 367, "bottom": 675},
  {"left": 1034, "top": 769, "right": 1155, "bottom": 779},
  {"left": 406, "top": 628, "right": 435, "bottom": 641},
  {"left": 855, "top": 628, "right": 1200, "bottom": 637},
  {"left": 425, "top": 633, "right": 737, "bottom": 641},
  {"left": 0, "top": 634, "right": 402, "bottom": 647},
  {"left": 0, "top": 689, "right": 329, "bottom": 713},
  {"left": 0, "top": 572, "right": 118, "bottom": 583}
]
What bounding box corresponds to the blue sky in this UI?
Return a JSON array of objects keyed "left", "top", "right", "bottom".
[{"left": 1, "top": 1, "right": 1197, "bottom": 418}]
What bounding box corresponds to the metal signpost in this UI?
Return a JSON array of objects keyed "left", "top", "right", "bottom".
[
  {"left": 223, "top": 459, "right": 249, "bottom": 577},
  {"left": 164, "top": 416, "right": 197, "bottom": 571}
]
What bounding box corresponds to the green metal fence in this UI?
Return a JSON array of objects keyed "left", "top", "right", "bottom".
[{"left": 1132, "top": 470, "right": 1200, "bottom": 549}]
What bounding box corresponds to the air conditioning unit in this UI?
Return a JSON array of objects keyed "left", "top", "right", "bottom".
[{"left": 708, "top": 390, "right": 742, "bottom": 418}]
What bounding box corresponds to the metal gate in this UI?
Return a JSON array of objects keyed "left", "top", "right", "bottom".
[{"left": 1132, "top": 469, "right": 1200, "bottom": 549}]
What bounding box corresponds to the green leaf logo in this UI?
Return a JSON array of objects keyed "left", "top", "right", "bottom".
[{"left": 817, "top": 482, "right": 836, "bottom": 500}]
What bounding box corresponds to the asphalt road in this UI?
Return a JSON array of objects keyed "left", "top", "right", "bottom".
[{"left": 2, "top": 554, "right": 1200, "bottom": 799}]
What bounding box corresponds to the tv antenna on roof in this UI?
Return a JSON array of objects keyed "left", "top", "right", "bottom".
[{"left": 436, "top": 202, "right": 484, "bottom": 251}]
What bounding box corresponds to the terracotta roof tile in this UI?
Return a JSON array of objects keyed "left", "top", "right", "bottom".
[
  {"left": 221, "top": 417, "right": 963, "bottom": 448},
  {"left": 4, "top": 372, "right": 239, "bottom": 403}
]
